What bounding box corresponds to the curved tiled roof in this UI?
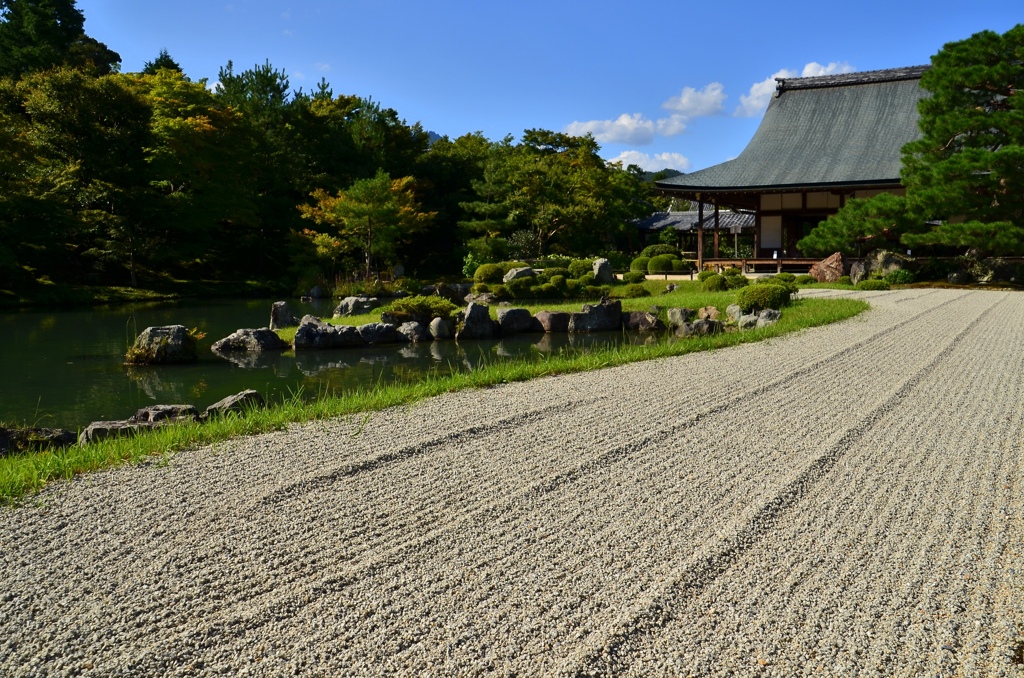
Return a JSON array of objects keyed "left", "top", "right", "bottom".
[{"left": 656, "top": 66, "right": 929, "bottom": 193}]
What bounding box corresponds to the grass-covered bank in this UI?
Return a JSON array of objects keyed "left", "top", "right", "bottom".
[{"left": 0, "top": 296, "right": 867, "bottom": 503}]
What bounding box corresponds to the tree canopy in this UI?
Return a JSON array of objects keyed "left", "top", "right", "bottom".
[{"left": 0, "top": 0, "right": 119, "bottom": 78}]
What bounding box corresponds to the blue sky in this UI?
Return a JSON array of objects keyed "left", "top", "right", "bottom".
[{"left": 78, "top": 0, "right": 1020, "bottom": 173}]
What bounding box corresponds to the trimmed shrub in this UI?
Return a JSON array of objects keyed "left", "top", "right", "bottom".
[
  {"left": 697, "top": 269, "right": 718, "bottom": 282},
  {"left": 474, "top": 263, "right": 504, "bottom": 284},
  {"left": 857, "top": 279, "right": 891, "bottom": 291},
  {"left": 542, "top": 267, "right": 570, "bottom": 280},
  {"left": 386, "top": 295, "right": 460, "bottom": 322},
  {"left": 884, "top": 268, "right": 914, "bottom": 285},
  {"left": 577, "top": 271, "right": 596, "bottom": 286},
  {"left": 756, "top": 276, "right": 799, "bottom": 295},
  {"left": 837, "top": 275, "right": 852, "bottom": 285},
  {"left": 489, "top": 284, "right": 510, "bottom": 300},
  {"left": 736, "top": 284, "right": 792, "bottom": 313},
  {"left": 568, "top": 259, "right": 594, "bottom": 278},
  {"left": 507, "top": 276, "right": 535, "bottom": 297},
  {"left": 630, "top": 256, "right": 651, "bottom": 272},
  {"left": 795, "top": 274, "right": 816, "bottom": 284},
  {"left": 725, "top": 274, "right": 749, "bottom": 289},
  {"left": 621, "top": 270, "right": 647, "bottom": 284},
  {"left": 647, "top": 254, "right": 675, "bottom": 275},
  {"left": 565, "top": 279, "right": 581, "bottom": 294},
  {"left": 775, "top": 272, "right": 796, "bottom": 283},
  {"left": 672, "top": 259, "right": 693, "bottom": 273},
  {"left": 535, "top": 255, "right": 572, "bottom": 269},
  {"left": 702, "top": 274, "right": 728, "bottom": 292},
  {"left": 584, "top": 285, "right": 611, "bottom": 297},
  {"left": 723, "top": 266, "right": 742, "bottom": 275},
  {"left": 470, "top": 283, "right": 489, "bottom": 294},
  {"left": 498, "top": 261, "right": 530, "bottom": 273},
  {"left": 640, "top": 243, "right": 679, "bottom": 258},
  {"left": 622, "top": 283, "right": 651, "bottom": 298},
  {"left": 535, "top": 283, "right": 559, "bottom": 298},
  {"left": 548, "top": 274, "right": 567, "bottom": 290}
]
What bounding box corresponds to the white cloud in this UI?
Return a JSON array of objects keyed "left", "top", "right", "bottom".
[
  {"left": 315, "top": 62, "right": 331, "bottom": 73},
  {"left": 801, "top": 61, "right": 854, "bottom": 77},
  {"left": 655, "top": 114, "right": 689, "bottom": 137},
  {"left": 734, "top": 61, "right": 855, "bottom": 117},
  {"left": 608, "top": 150, "right": 691, "bottom": 172},
  {"left": 662, "top": 82, "right": 726, "bottom": 118},
  {"left": 565, "top": 113, "right": 655, "bottom": 145}
]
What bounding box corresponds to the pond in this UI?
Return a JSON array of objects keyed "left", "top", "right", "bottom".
[{"left": 1, "top": 298, "right": 648, "bottom": 431}]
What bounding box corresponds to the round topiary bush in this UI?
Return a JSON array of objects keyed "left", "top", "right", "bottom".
[
  {"left": 498, "top": 261, "right": 530, "bottom": 273},
  {"left": 837, "top": 275, "right": 852, "bottom": 286},
  {"left": 775, "top": 272, "right": 796, "bottom": 283},
  {"left": 672, "top": 258, "right": 693, "bottom": 273},
  {"left": 702, "top": 274, "right": 728, "bottom": 292},
  {"left": 507, "top": 276, "right": 535, "bottom": 297},
  {"left": 647, "top": 254, "right": 675, "bottom": 276},
  {"left": 622, "top": 283, "right": 650, "bottom": 298},
  {"left": 565, "top": 279, "right": 581, "bottom": 294},
  {"left": 542, "top": 267, "right": 570, "bottom": 280},
  {"left": 640, "top": 243, "right": 678, "bottom": 258},
  {"left": 577, "top": 271, "right": 596, "bottom": 286},
  {"left": 630, "top": 256, "right": 651, "bottom": 272},
  {"left": 548, "top": 274, "right": 567, "bottom": 290},
  {"left": 386, "top": 295, "right": 460, "bottom": 322},
  {"left": 736, "top": 283, "right": 792, "bottom": 313},
  {"left": 470, "top": 283, "right": 489, "bottom": 294},
  {"left": 725, "top": 274, "right": 749, "bottom": 289},
  {"left": 474, "top": 263, "right": 504, "bottom": 284},
  {"left": 857, "top": 279, "right": 891, "bottom": 291},
  {"left": 795, "top": 274, "right": 816, "bottom": 284},
  {"left": 723, "top": 266, "right": 742, "bottom": 275},
  {"left": 697, "top": 269, "right": 718, "bottom": 282},
  {"left": 568, "top": 259, "right": 594, "bottom": 278},
  {"left": 884, "top": 268, "right": 914, "bottom": 285},
  {"left": 621, "top": 270, "right": 647, "bottom": 284}
]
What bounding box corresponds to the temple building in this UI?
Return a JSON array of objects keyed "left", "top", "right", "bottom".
[{"left": 655, "top": 65, "right": 929, "bottom": 271}]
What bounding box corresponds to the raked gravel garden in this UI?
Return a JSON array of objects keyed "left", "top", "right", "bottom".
[{"left": 1, "top": 287, "right": 1023, "bottom": 676}]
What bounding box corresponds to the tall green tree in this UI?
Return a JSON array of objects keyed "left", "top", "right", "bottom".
[
  {"left": 900, "top": 24, "right": 1024, "bottom": 255},
  {"left": 141, "top": 48, "right": 183, "bottom": 76},
  {"left": 0, "top": 0, "right": 119, "bottom": 79},
  {"left": 298, "top": 169, "right": 434, "bottom": 280}
]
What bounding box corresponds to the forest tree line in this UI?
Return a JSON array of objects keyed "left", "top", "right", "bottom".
[{"left": 0, "top": 1, "right": 665, "bottom": 297}]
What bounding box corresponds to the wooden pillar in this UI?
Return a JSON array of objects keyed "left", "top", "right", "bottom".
[
  {"left": 713, "top": 204, "right": 720, "bottom": 259},
  {"left": 696, "top": 200, "right": 705, "bottom": 271}
]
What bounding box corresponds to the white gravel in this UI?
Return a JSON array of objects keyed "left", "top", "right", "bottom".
[{"left": 2, "top": 288, "right": 1023, "bottom": 676}]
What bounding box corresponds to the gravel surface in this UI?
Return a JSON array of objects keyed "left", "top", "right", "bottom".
[{"left": 2, "top": 288, "right": 1023, "bottom": 676}]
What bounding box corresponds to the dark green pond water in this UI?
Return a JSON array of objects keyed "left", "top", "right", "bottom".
[{"left": 1, "top": 298, "right": 641, "bottom": 431}]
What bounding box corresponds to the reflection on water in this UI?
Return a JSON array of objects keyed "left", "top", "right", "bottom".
[{"left": 2, "top": 298, "right": 656, "bottom": 430}]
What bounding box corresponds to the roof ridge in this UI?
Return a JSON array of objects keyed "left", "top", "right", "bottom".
[{"left": 776, "top": 65, "right": 930, "bottom": 92}]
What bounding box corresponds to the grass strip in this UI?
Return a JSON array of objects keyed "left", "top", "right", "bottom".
[{"left": 0, "top": 297, "right": 867, "bottom": 504}]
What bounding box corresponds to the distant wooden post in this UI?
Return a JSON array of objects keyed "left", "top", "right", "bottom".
[
  {"left": 697, "top": 198, "right": 704, "bottom": 271},
  {"left": 713, "top": 204, "right": 720, "bottom": 259}
]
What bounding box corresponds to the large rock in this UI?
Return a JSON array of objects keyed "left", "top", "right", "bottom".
[
  {"left": 697, "top": 306, "right": 720, "bottom": 321},
  {"left": 0, "top": 426, "right": 76, "bottom": 456},
  {"left": 692, "top": 319, "right": 724, "bottom": 336},
  {"left": 502, "top": 267, "right": 536, "bottom": 284},
  {"left": 129, "top": 404, "right": 198, "bottom": 424},
  {"left": 622, "top": 311, "right": 664, "bottom": 332},
  {"left": 592, "top": 258, "right": 614, "bottom": 284},
  {"left": 756, "top": 309, "right": 782, "bottom": 328},
  {"left": 333, "top": 296, "right": 381, "bottom": 317},
  {"left": 79, "top": 420, "right": 149, "bottom": 446},
  {"left": 850, "top": 249, "right": 913, "bottom": 284},
  {"left": 293, "top": 315, "right": 364, "bottom": 349},
  {"left": 497, "top": 308, "right": 541, "bottom": 334},
  {"left": 127, "top": 325, "right": 197, "bottom": 364},
  {"left": 534, "top": 311, "right": 570, "bottom": 333},
  {"left": 398, "top": 321, "right": 431, "bottom": 343},
  {"left": 423, "top": 283, "right": 470, "bottom": 306},
  {"left": 204, "top": 389, "right": 266, "bottom": 419},
  {"left": 568, "top": 299, "right": 622, "bottom": 333},
  {"left": 666, "top": 307, "right": 696, "bottom": 330},
  {"left": 309, "top": 285, "right": 329, "bottom": 299},
  {"left": 211, "top": 328, "right": 289, "bottom": 353},
  {"left": 726, "top": 304, "right": 743, "bottom": 323},
  {"left": 738, "top": 314, "right": 759, "bottom": 330},
  {"left": 809, "top": 252, "right": 844, "bottom": 283},
  {"left": 269, "top": 301, "right": 299, "bottom": 330},
  {"left": 456, "top": 303, "right": 494, "bottom": 340},
  {"left": 357, "top": 322, "right": 400, "bottom": 345},
  {"left": 429, "top": 317, "right": 455, "bottom": 339}
]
